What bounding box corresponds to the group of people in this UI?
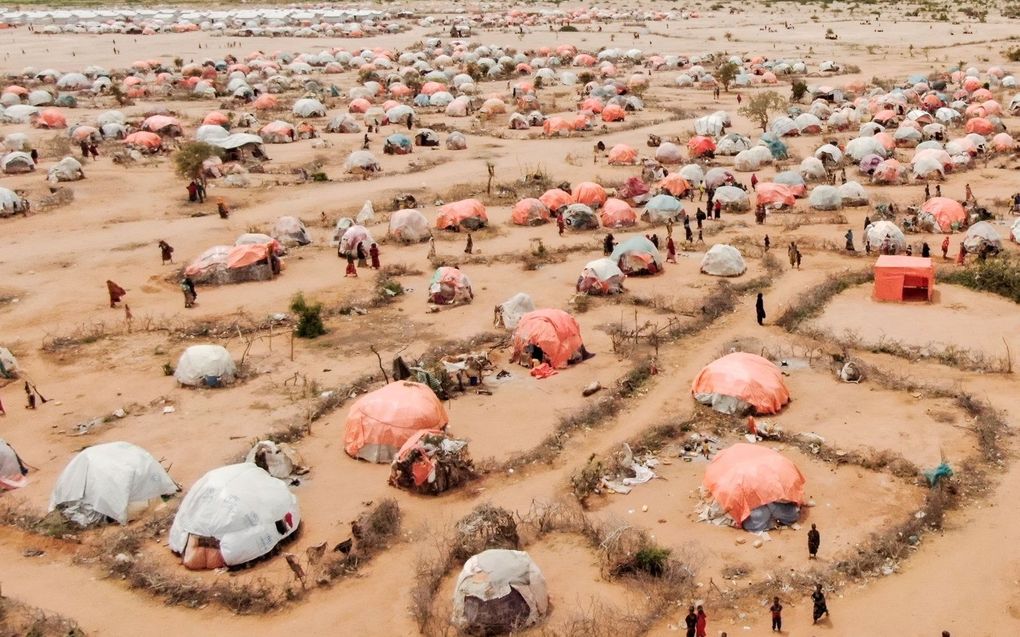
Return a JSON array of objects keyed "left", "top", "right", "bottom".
[
  {"left": 342, "top": 241, "right": 381, "bottom": 277},
  {"left": 78, "top": 140, "right": 100, "bottom": 161}
]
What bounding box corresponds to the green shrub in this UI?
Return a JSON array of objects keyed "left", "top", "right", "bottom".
[
  {"left": 635, "top": 545, "right": 672, "bottom": 577},
  {"left": 290, "top": 293, "right": 326, "bottom": 338},
  {"left": 559, "top": 25, "right": 578, "bottom": 32},
  {"left": 942, "top": 256, "right": 1020, "bottom": 303}
]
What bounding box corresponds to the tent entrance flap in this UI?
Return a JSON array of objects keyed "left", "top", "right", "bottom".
[{"left": 901, "top": 275, "right": 931, "bottom": 301}]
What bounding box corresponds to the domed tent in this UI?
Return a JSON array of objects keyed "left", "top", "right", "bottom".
[
  {"left": 918, "top": 197, "right": 966, "bottom": 233},
  {"left": 873, "top": 255, "right": 934, "bottom": 302},
  {"left": 577, "top": 258, "right": 625, "bottom": 295},
  {"left": 174, "top": 345, "right": 236, "bottom": 387},
  {"left": 600, "top": 198, "right": 637, "bottom": 228},
  {"left": 643, "top": 194, "right": 683, "bottom": 222},
  {"left": 344, "top": 381, "right": 448, "bottom": 463},
  {"left": 572, "top": 182, "right": 608, "bottom": 208},
  {"left": 496, "top": 293, "right": 536, "bottom": 330},
  {"left": 0, "top": 439, "right": 29, "bottom": 490},
  {"left": 292, "top": 98, "right": 326, "bottom": 117},
  {"left": 539, "top": 188, "right": 572, "bottom": 213},
  {"left": 338, "top": 225, "right": 374, "bottom": 256},
  {"left": 865, "top": 220, "right": 907, "bottom": 254},
  {"left": 512, "top": 309, "right": 586, "bottom": 369},
  {"left": 962, "top": 220, "right": 1002, "bottom": 253},
  {"left": 703, "top": 443, "right": 805, "bottom": 532},
  {"left": 1, "top": 151, "right": 34, "bottom": 174},
  {"left": 344, "top": 150, "right": 380, "bottom": 175},
  {"left": 755, "top": 183, "right": 796, "bottom": 209},
  {"left": 610, "top": 236, "right": 662, "bottom": 275},
  {"left": 563, "top": 203, "right": 599, "bottom": 231},
  {"left": 0, "top": 347, "right": 18, "bottom": 378},
  {"left": 607, "top": 144, "right": 638, "bottom": 165},
  {"left": 714, "top": 185, "right": 751, "bottom": 211},
  {"left": 47, "top": 156, "right": 83, "bottom": 182},
  {"left": 437, "top": 199, "right": 488, "bottom": 230},
  {"left": 452, "top": 549, "right": 549, "bottom": 634},
  {"left": 838, "top": 181, "right": 869, "bottom": 206},
  {"left": 169, "top": 463, "right": 300, "bottom": 570},
  {"left": 49, "top": 442, "right": 178, "bottom": 527},
  {"left": 700, "top": 244, "right": 746, "bottom": 277},
  {"left": 273, "top": 216, "right": 311, "bottom": 247},
  {"left": 511, "top": 198, "right": 551, "bottom": 226},
  {"left": 808, "top": 185, "right": 842, "bottom": 210},
  {"left": 428, "top": 267, "right": 473, "bottom": 305},
  {"left": 691, "top": 352, "right": 790, "bottom": 415},
  {"left": 389, "top": 209, "right": 430, "bottom": 242}
]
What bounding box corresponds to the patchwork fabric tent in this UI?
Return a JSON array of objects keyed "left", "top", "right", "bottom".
[
  {"left": 169, "top": 463, "right": 300, "bottom": 569},
  {"left": 344, "top": 381, "right": 448, "bottom": 463},
  {"left": 577, "top": 258, "right": 625, "bottom": 295},
  {"left": 691, "top": 352, "right": 790, "bottom": 415},
  {"left": 704, "top": 443, "right": 805, "bottom": 531},
  {"left": 49, "top": 442, "right": 178, "bottom": 526},
  {"left": 873, "top": 255, "right": 935, "bottom": 302},
  {"left": 428, "top": 267, "right": 473, "bottom": 305},
  {"left": 497, "top": 293, "right": 535, "bottom": 330},
  {"left": 452, "top": 550, "right": 549, "bottom": 633}
]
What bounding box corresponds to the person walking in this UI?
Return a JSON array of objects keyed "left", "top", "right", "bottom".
[
  {"left": 345, "top": 254, "right": 358, "bottom": 277},
  {"left": 763, "top": 234, "right": 770, "bottom": 251},
  {"left": 863, "top": 215, "right": 871, "bottom": 232},
  {"left": 921, "top": 241, "right": 931, "bottom": 258},
  {"left": 369, "top": 243, "right": 380, "bottom": 269},
  {"left": 158, "top": 240, "right": 174, "bottom": 264},
  {"left": 713, "top": 200, "right": 721, "bottom": 219},
  {"left": 844, "top": 228, "right": 855, "bottom": 251},
  {"left": 787, "top": 242, "right": 798, "bottom": 268},
  {"left": 695, "top": 605, "right": 707, "bottom": 637},
  {"left": 684, "top": 607, "right": 697, "bottom": 637},
  {"left": 811, "top": 584, "right": 829, "bottom": 624},
  {"left": 956, "top": 243, "right": 967, "bottom": 265},
  {"left": 427, "top": 235, "right": 436, "bottom": 259},
  {"left": 924, "top": 182, "right": 931, "bottom": 200},
  {"left": 684, "top": 220, "right": 694, "bottom": 243},
  {"left": 941, "top": 235, "right": 950, "bottom": 259},
  {"left": 666, "top": 235, "right": 677, "bottom": 263},
  {"left": 465, "top": 232, "right": 473, "bottom": 255},
  {"left": 808, "top": 523, "right": 820, "bottom": 559},
  {"left": 795, "top": 247, "right": 802, "bottom": 270},
  {"left": 695, "top": 207, "right": 705, "bottom": 229},
  {"left": 755, "top": 293, "right": 766, "bottom": 326},
  {"left": 770, "top": 597, "right": 783, "bottom": 633},
  {"left": 603, "top": 233, "right": 616, "bottom": 256},
  {"left": 106, "top": 280, "right": 126, "bottom": 308},
  {"left": 24, "top": 381, "right": 36, "bottom": 410},
  {"left": 181, "top": 277, "right": 197, "bottom": 308},
  {"left": 556, "top": 211, "right": 565, "bottom": 236},
  {"left": 356, "top": 243, "right": 368, "bottom": 267}
]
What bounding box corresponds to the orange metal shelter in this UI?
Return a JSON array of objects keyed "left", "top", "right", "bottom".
[{"left": 873, "top": 255, "right": 935, "bottom": 302}]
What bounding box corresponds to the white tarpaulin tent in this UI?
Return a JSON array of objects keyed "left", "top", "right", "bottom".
[
  {"left": 700, "top": 244, "right": 747, "bottom": 277},
  {"left": 0, "top": 439, "right": 29, "bottom": 490},
  {"left": 498, "top": 293, "right": 535, "bottom": 329},
  {"left": 169, "top": 463, "right": 301, "bottom": 567},
  {"left": 174, "top": 345, "right": 236, "bottom": 387},
  {"left": 49, "top": 441, "right": 178, "bottom": 526},
  {"left": 452, "top": 549, "right": 549, "bottom": 633}
]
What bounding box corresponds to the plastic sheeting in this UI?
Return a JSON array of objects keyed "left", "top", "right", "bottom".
[
  {"left": 344, "top": 381, "right": 448, "bottom": 463},
  {"left": 692, "top": 352, "right": 790, "bottom": 415},
  {"left": 49, "top": 442, "right": 177, "bottom": 526},
  {"left": 168, "top": 463, "right": 300, "bottom": 567},
  {"left": 174, "top": 345, "right": 236, "bottom": 387},
  {"left": 452, "top": 550, "right": 549, "bottom": 632}
]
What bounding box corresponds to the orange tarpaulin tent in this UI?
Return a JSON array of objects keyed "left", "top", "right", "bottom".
[
  {"left": 873, "top": 255, "right": 934, "bottom": 302},
  {"left": 691, "top": 352, "right": 790, "bottom": 415},
  {"left": 344, "top": 381, "right": 448, "bottom": 463},
  {"left": 703, "top": 443, "right": 805, "bottom": 526},
  {"left": 512, "top": 309, "right": 584, "bottom": 369},
  {"left": 436, "top": 199, "right": 488, "bottom": 230}
]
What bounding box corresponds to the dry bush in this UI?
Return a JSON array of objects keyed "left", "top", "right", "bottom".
[
  {"left": 354, "top": 498, "right": 402, "bottom": 553},
  {"left": 0, "top": 597, "right": 85, "bottom": 637},
  {"left": 452, "top": 504, "right": 520, "bottom": 562}
]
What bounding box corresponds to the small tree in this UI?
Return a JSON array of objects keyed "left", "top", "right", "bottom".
[
  {"left": 716, "top": 61, "right": 739, "bottom": 92},
  {"left": 173, "top": 141, "right": 223, "bottom": 181},
  {"left": 790, "top": 80, "right": 809, "bottom": 103},
  {"left": 290, "top": 293, "right": 326, "bottom": 339},
  {"left": 738, "top": 90, "right": 787, "bottom": 132}
]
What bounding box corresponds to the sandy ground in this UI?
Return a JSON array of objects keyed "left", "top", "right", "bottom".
[{"left": 1, "top": 2, "right": 1020, "bottom": 636}]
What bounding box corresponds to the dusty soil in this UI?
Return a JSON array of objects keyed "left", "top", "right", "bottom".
[{"left": 1, "top": 3, "right": 1020, "bottom": 637}]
